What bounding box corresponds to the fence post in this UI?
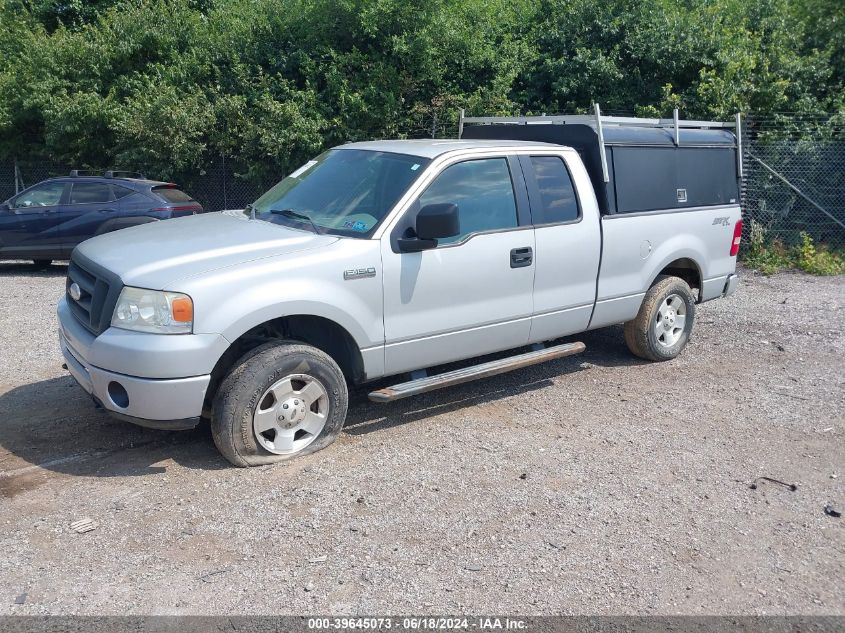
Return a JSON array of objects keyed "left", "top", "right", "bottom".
[
  {"left": 13, "top": 158, "right": 24, "bottom": 194},
  {"left": 735, "top": 113, "right": 743, "bottom": 179},
  {"left": 222, "top": 152, "right": 228, "bottom": 211}
]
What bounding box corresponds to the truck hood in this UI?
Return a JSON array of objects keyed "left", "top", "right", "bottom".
[{"left": 75, "top": 210, "right": 339, "bottom": 289}]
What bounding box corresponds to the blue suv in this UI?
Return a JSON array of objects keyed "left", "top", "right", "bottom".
[{"left": 0, "top": 171, "right": 203, "bottom": 266}]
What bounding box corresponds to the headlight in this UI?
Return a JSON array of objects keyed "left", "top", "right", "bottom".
[{"left": 111, "top": 287, "right": 193, "bottom": 334}]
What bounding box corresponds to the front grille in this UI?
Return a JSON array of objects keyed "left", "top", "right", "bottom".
[{"left": 66, "top": 252, "right": 123, "bottom": 335}]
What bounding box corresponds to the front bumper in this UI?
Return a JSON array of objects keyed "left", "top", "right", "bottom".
[
  {"left": 58, "top": 298, "right": 221, "bottom": 429},
  {"left": 60, "top": 330, "right": 208, "bottom": 428}
]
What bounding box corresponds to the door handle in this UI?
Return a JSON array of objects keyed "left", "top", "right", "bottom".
[{"left": 510, "top": 246, "right": 533, "bottom": 268}]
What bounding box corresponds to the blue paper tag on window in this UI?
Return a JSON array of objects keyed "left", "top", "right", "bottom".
[{"left": 344, "top": 220, "right": 369, "bottom": 232}]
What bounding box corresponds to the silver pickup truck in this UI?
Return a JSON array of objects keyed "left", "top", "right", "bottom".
[{"left": 57, "top": 110, "right": 743, "bottom": 466}]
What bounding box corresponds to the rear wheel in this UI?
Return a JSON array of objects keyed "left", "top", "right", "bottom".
[
  {"left": 32, "top": 259, "right": 52, "bottom": 268},
  {"left": 624, "top": 275, "right": 696, "bottom": 361},
  {"left": 211, "top": 341, "right": 348, "bottom": 467}
]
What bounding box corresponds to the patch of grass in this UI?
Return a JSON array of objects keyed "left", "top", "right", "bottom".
[{"left": 741, "top": 223, "right": 844, "bottom": 276}]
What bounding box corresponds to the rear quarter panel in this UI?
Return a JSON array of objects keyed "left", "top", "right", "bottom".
[{"left": 590, "top": 204, "right": 741, "bottom": 329}]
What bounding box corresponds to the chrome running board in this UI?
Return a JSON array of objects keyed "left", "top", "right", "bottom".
[{"left": 368, "top": 341, "right": 586, "bottom": 403}]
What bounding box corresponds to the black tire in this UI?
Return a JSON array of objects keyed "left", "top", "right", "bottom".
[
  {"left": 211, "top": 341, "right": 348, "bottom": 467},
  {"left": 32, "top": 259, "right": 53, "bottom": 268},
  {"left": 624, "top": 275, "right": 696, "bottom": 362}
]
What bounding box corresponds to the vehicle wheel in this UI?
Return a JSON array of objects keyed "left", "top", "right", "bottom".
[
  {"left": 32, "top": 259, "right": 53, "bottom": 268},
  {"left": 624, "top": 275, "right": 696, "bottom": 362},
  {"left": 211, "top": 341, "right": 348, "bottom": 467}
]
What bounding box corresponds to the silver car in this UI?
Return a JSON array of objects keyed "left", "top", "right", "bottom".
[{"left": 58, "top": 116, "right": 742, "bottom": 466}]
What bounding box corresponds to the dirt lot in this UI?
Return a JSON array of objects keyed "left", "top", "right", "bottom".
[{"left": 0, "top": 260, "right": 842, "bottom": 615}]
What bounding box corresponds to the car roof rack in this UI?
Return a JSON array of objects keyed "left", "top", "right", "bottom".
[
  {"left": 68, "top": 169, "right": 100, "bottom": 177},
  {"left": 458, "top": 104, "right": 743, "bottom": 181},
  {"left": 103, "top": 170, "right": 147, "bottom": 180}
]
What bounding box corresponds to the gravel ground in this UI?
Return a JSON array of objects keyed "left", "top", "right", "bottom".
[{"left": 0, "top": 260, "right": 842, "bottom": 615}]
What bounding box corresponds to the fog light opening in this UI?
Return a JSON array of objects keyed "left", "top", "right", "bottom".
[{"left": 107, "top": 381, "right": 129, "bottom": 409}]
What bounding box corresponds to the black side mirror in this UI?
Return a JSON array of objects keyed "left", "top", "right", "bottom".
[
  {"left": 416, "top": 203, "right": 460, "bottom": 240},
  {"left": 398, "top": 203, "right": 460, "bottom": 252}
]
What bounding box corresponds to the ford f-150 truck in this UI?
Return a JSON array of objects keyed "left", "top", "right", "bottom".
[{"left": 57, "top": 108, "right": 743, "bottom": 466}]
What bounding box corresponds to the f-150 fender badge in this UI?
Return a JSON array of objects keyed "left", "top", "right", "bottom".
[
  {"left": 344, "top": 267, "right": 376, "bottom": 280},
  {"left": 712, "top": 216, "right": 731, "bottom": 226}
]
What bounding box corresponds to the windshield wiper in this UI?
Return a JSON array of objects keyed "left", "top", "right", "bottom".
[{"left": 269, "top": 208, "right": 323, "bottom": 234}]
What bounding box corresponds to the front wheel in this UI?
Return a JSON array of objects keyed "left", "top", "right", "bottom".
[
  {"left": 624, "top": 275, "right": 696, "bottom": 361},
  {"left": 211, "top": 341, "right": 348, "bottom": 467}
]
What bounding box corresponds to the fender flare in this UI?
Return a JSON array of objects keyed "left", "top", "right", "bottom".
[{"left": 645, "top": 255, "right": 704, "bottom": 290}]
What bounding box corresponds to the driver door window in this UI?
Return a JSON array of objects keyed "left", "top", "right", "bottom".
[
  {"left": 418, "top": 158, "right": 518, "bottom": 245},
  {"left": 12, "top": 182, "right": 65, "bottom": 211}
]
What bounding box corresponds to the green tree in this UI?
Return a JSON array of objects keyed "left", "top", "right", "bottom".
[{"left": 0, "top": 0, "right": 841, "bottom": 186}]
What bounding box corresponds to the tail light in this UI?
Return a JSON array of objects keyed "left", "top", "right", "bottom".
[{"left": 730, "top": 219, "right": 743, "bottom": 256}]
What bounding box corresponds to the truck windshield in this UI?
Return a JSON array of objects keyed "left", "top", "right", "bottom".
[{"left": 249, "top": 149, "right": 430, "bottom": 237}]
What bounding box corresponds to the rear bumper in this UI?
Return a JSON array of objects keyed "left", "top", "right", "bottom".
[
  {"left": 700, "top": 272, "right": 739, "bottom": 302},
  {"left": 722, "top": 273, "right": 739, "bottom": 297}
]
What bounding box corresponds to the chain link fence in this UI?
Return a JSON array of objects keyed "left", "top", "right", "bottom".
[
  {"left": 0, "top": 157, "right": 267, "bottom": 213},
  {"left": 0, "top": 112, "right": 450, "bottom": 212},
  {"left": 742, "top": 114, "right": 845, "bottom": 248},
  {"left": 2, "top": 112, "right": 843, "bottom": 249}
]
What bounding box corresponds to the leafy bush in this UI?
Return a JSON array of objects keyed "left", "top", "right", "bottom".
[
  {"left": 795, "top": 232, "right": 845, "bottom": 275},
  {"left": 0, "top": 0, "right": 842, "bottom": 187},
  {"left": 742, "top": 223, "right": 844, "bottom": 275},
  {"left": 743, "top": 222, "right": 794, "bottom": 274}
]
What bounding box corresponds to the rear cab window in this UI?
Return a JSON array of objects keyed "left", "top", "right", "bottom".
[{"left": 524, "top": 155, "right": 580, "bottom": 224}]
